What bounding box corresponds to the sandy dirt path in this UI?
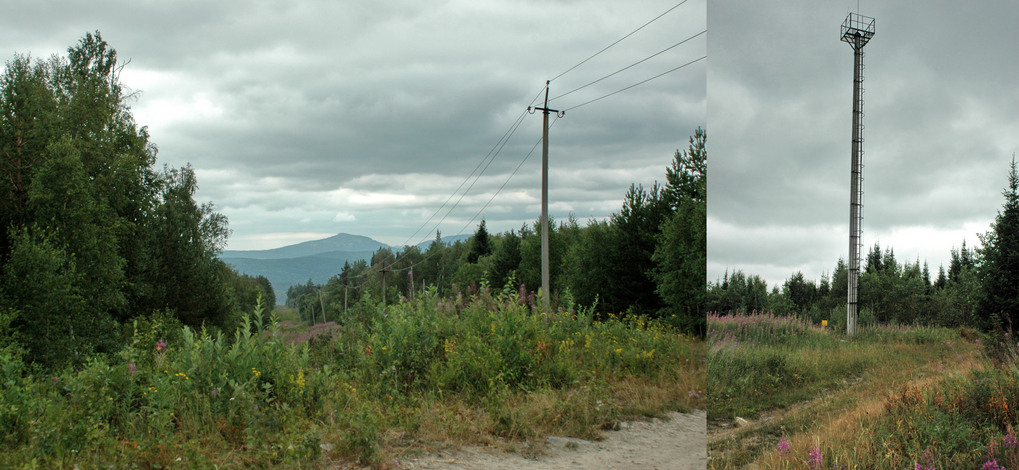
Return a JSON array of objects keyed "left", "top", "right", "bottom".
[{"left": 400, "top": 410, "right": 706, "bottom": 470}]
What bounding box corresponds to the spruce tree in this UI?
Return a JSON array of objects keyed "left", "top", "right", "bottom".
[{"left": 979, "top": 156, "right": 1019, "bottom": 330}]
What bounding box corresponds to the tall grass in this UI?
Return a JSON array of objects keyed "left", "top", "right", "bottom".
[
  {"left": 856, "top": 330, "right": 1019, "bottom": 469},
  {"left": 709, "top": 310, "right": 980, "bottom": 469},
  {"left": 709, "top": 311, "right": 871, "bottom": 419},
  {"left": 0, "top": 288, "right": 704, "bottom": 468}
]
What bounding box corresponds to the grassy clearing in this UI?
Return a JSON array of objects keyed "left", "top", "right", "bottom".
[
  {"left": 708, "top": 311, "right": 981, "bottom": 469},
  {"left": 0, "top": 288, "right": 703, "bottom": 468}
]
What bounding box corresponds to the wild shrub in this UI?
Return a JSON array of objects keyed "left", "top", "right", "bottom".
[{"left": 0, "top": 288, "right": 702, "bottom": 467}]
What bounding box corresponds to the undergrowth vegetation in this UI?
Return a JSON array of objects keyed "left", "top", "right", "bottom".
[
  {"left": 860, "top": 330, "right": 1019, "bottom": 469},
  {"left": 709, "top": 311, "right": 957, "bottom": 420},
  {"left": 707, "top": 310, "right": 1019, "bottom": 469},
  {"left": 0, "top": 286, "right": 703, "bottom": 468}
]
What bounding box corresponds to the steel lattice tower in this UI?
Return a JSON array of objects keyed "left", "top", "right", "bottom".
[{"left": 841, "top": 13, "right": 874, "bottom": 337}]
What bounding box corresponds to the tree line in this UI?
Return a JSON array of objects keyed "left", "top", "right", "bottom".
[
  {"left": 288, "top": 128, "right": 707, "bottom": 335},
  {"left": 0, "top": 33, "right": 272, "bottom": 369},
  {"left": 709, "top": 157, "right": 1019, "bottom": 332}
]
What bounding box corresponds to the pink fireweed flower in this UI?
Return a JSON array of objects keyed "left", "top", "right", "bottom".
[
  {"left": 156, "top": 341, "right": 166, "bottom": 351},
  {"left": 1005, "top": 432, "right": 1018, "bottom": 448},
  {"left": 211, "top": 389, "right": 219, "bottom": 395},
  {"left": 808, "top": 447, "right": 822, "bottom": 469},
  {"left": 982, "top": 459, "right": 1004, "bottom": 470},
  {"left": 128, "top": 363, "right": 137, "bottom": 372},
  {"left": 777, "top": 440, "right": 790, "bottom": 454}
]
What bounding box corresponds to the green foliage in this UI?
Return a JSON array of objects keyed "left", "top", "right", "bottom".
[
  {"left": 870, "top": 337, "right": 1019, "bottom": 468},
  {"left": 711, "top": 239, "right": 983, "bottom": 330},
  {"left": 0, "top": 287, "right": 702, "bottom": 467},
  {"left": 149, "top": 164, "right": 232, "bottom": 327},
  {"left": 979, "top": 156, "right": 1019, "bottom": 330},
  {"left": 467, "top": 219, "right": 491, "bottom": 264},
  {"left": 1, "top": 226, "right": 120, "bottom": 367},
  {"left": 707, "top": 312, "right": 961, "bottom": 420},
  {"left": 291, "top": 129, "right": 706, "bottom": 331},
  {"left": 0, "top": 33, "right": 233, "bottom": 368}
]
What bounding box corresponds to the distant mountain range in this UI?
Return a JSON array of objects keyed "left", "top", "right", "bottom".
[{"left": 220, "top": 233, "right": 471, "bottom": 305}]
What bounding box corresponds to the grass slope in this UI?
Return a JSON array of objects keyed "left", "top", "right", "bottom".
[{"left": 707, "top": 311, "right": 993, "bottom": 469}]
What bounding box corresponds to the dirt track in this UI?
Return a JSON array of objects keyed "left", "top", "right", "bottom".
[{"left": 400, "top": 410, "right": 706, "bottom": 470}]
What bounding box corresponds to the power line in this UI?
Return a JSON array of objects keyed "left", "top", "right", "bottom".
[
  {"left": 549, "top": 30, "right": 705, "bottom": 103},
  {"left": 455, "top": 117, "right": 559, "bottom": 238},
  {"left": 303, "top": 2, "right": 702, "bottom": 293},
  {"left": 337, "top": 88, "right": 546, "bottom": 285},
  {"left": 563, "top": 55, "right": 705, "bottom": 111},
  {"left": 396, "top": 85, "right": 546, "bottom": 249},
  {"left": 393, "top": 117, "right": 559, "bottom": 275},
  {"left": 550, "top": 0, "right": 690, "bottom": 82},
  {"left": 410, "top": 105, "right": 530, "bottom": 248}
]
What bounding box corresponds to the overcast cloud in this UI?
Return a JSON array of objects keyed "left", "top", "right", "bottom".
[
  {"left": 1, "top": 0, "right": 705, "bottom": 249},
  {"left": 708, "top": 1, "right": 1019, "bottom": 290}
]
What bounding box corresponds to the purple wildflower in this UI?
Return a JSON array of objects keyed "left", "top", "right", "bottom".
[
  {"left": 52, "top": 377, "right": 59, "bottom": 383},
  {"left": 156, "top": 340, "right": 166, "bottom": 351},
  {"left": 982, "top": 459, "right": 1004, "bottom": 470},
  {"left": 1005, "top": 432, "right": 1018, "bottom": 449},
  {"left": 808, "top": 447, "right": 822, "bottom": 469},
  {"left": 211, "top": 389, "right": 219, "bottom": 395},
  {"left": 917, "top": 447, "right": 935, "bottom": 470},
  {"left": 777, "top": 440, "right": 790, "bottom": 454},
  {"left": 128, "top": 363, "right": 137, "bottom": 372}
]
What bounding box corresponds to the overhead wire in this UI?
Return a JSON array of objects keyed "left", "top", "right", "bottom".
[
  {"left": 392, "top": 116, "right": 560, "bottom": 275},
  {"left": 397, "top": 85, "right": 547, "bottom": 248},
  {"left": 548, "top": 29, "right": 705, "bottom": 104},
  {"left": 453, "top": 117, "right": 559, "bottom": 237},
  {"left": 550, "top": 0, "right": 689, "bottom": 82},
  {"left": 329, "top": 85, "right": 547, "bottom": 288},
  {"left": 563, "top": 55, "right": 705, "bottom": 111},
  {"left": 312, "top": 2, "right": 703, "bottom": 293}
]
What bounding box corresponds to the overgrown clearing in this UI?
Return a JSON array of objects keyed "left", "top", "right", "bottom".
[
  {"left": 705, "top": 312, "right": 1019, "bottom": 469},
  {"left": 0, "top": 289, "right": 703, "bottom": 468}
]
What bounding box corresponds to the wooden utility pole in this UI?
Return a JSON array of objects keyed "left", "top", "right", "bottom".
[
  {"left": 529, "top": 81, "right": 564, "bottom": 308},
  {"left": 317, "top": 287, "right": 326, "bottom": 324},
  {"left": 408, "top": 269, "right": 415, "bottom": 302},
  {"left": 379, "top": 263, "right": 390, "bottom": 313}
]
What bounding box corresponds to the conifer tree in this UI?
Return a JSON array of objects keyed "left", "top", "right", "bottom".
[{"left": 979, "top": 156, "right": 1019, "bottom": 330}]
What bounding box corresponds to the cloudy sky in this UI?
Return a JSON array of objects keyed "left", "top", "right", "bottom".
[
  {"left": 0, "top": 0, "right": 705, "bottom": 250},
  {"left": 708, "top": 1, "right": 1019, "bottom": 290}
]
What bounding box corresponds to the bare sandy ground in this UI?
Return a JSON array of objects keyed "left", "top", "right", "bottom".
[{"left": 399, "top": 410, "right": 706, "bottom": 470}]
